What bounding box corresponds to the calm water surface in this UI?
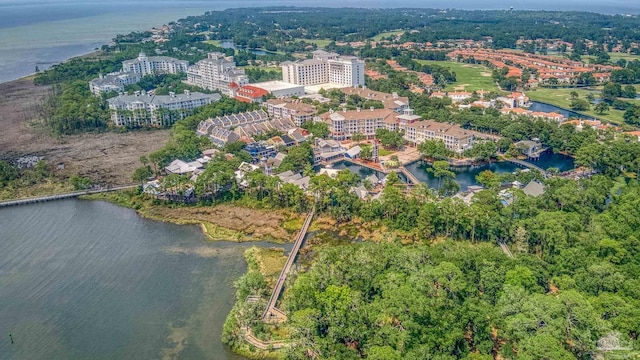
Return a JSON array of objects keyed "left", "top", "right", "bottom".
[
  {"left": 0, "top": 199, "right": 281, "bottom": 359},
  {"left": 332, "top": 151, "right": 574, "bottom": 191},
  {"left": 529, "top": 101, "right": 596, "bottom": 120}
]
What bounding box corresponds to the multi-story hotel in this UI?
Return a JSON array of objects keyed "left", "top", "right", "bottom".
[
  {"left": 403, "top": 120, "right": 475, "bottom": 153},
  {"left": 184, "top": 52, "right": 249, "bottom": 96},
  {"left": 281, "top": 50, "right": 365, "bottom": 87},
  {"left": 318, "top": 108, "right": 396, "bottom": 140},
  {"left": 88, "top": 72, "right": 141, "bottom": 96},
  {"left": 122, "top": 52, "right": 189, "bottom": 76},
  {"left": 107, "top": 90, "right": 220, "bottom": 127},
  {"left": 266, "top": 98, "right": 317, "bottom": 126}
]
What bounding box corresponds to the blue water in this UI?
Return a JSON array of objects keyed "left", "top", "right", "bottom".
[
  {"left": 0, "top": 199, "right": 297, "bottom": 359},
  {"left": 333, "top": 151, "right": 574, "bottom": 191},
  {"left": 529, "top": 101, "right": 596, "bottom": 120}
]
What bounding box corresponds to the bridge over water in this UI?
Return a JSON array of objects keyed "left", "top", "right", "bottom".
[
  {"left": 0, "top": 185, "right": 138, "bottom": 208},
  {"left": 504, "top": 158, "right": 548, "bottom": 175},
  {"left": 262, "top": 207, "right": 315, "bottom": 322}
]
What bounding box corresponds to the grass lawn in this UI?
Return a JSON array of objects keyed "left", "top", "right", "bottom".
[
  {"left": 378, "top": 148, "right": 393, "bottom": 156},
  {"left": 415, "top": 60, "right": 502, "bottom": 93},
  {"left": 293, "top": 38, "right": 332, "bottom": 48},
  {"left": 202, "top": 39, "right": 221, "bottom": 47},
  {"left": 526, "top": 87, "right": 626, "bottom": 124},
  {"left": 372, "top": 30, "right": 405, "bottom": 41}
]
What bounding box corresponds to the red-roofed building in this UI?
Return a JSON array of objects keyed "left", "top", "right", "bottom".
[{"left": 235, "top": 85, "right": 269, "bottom": 103}]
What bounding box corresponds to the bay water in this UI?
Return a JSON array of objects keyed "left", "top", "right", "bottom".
[{"left": 0, "top": 199, "right": 283, "bottom": 359}]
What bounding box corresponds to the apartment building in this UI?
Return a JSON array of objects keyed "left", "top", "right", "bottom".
[
  {"left": 319, "top": 108, "right": 396, "bottom": 140},
  {"left": 403, "top": 120, "right": 475, "bottom": 153},
  {"left": 196, "top": 110, "right": 272, "bottom": 146},
  {"left": 122, "top": 52, "right": 188, "bottom": 76},
  {"left": 266, "top": 98, "right": 317, "bottom": 126},
  {"left": 281, "top": 50, "right": 365, "bottom": 87},
  {"left": 89, "top": 72, "right": 141, "bottom": 96},
  {"left": 339, "top": 87, "right": 409, "bottom": 113},
  {"left": 184, "top": 52, "right": 249, "bottom": 95},
  {"left": 107, "top": 90, "right": 220, "bottom": 127}
]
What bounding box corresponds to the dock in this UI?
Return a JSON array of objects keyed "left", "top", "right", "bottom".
[
  {"left": 262, "top": 207, "right": 315, "bottom": 322},
  {"left": 0, "top": 185, "right": 138, "bottom": 208}
]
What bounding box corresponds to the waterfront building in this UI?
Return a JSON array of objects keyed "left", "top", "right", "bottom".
[
  {"left": 107, "top": 90, "right": 220, "bottom": 127},
  {"left": 318, "top": 108, "right": 396, "bottom": 141},
  {"left": 122, "top": 52, "right": 188, "bottom": 76},
  {"left": 403, "top": 120, "right": 475, "bottom": 153},
  {"left": 281, "top": 50, "right": 365, "bottom": 88},
  {"left": 89, "top": 72, "right": 141, "bottom": 96},
  {"left": 266, "top": 98, "right": 317, "bottom": 126},
  {"left": 184, "top": 52, "right": 248, "bottom": 95}
]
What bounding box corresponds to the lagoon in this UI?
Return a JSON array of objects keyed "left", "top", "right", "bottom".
[
  {"left": 333, "top": 151, "right": 574, "bottom": 191},
  {"left": 0, "top": 199, "right": 285, "bottom": 359}
]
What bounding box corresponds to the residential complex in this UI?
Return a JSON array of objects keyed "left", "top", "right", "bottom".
[
  {"left": 89, "top": 72, "right": 141, "bottom": 96},
  {"left": 184, "top": 52, "right": 248, "bottom": 96},
  {"left": 448, "top": 49, "right": 622, "bottom": 85},
  {"left": 196, "top": 110, "right": 269, "bottom": 146},
  {"left": 404, "top": 120, "right": 475, "bottom": 152},
  {"left": 281, "top": 50, "right": 365, "bottom": 88},
  {"left": 339, "top": 87, "right": 409, "bottom": 113},
  {"left": 266, "top": 98, "right": 317, "bottom": 126},
  {"left": 107, "top": 90, "right": 220, "bottom": 127},
  {"left": 122, "top": 52, "right": 189, "bottom": 76},
  {"left": 318, "top": 108, "right": 396, "bottom": 141},
  {"left": 88, "top": 52, "right": 188, "bottom": 96}
]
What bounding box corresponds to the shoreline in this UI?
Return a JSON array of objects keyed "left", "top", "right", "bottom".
[
  {"left": 0, "top": 48, "right": 102, "bottom": 86},
  {"left": 80, "top": 191, "right": 303, "bottom": 244}
]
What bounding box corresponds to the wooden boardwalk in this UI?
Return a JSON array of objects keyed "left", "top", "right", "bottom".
[
  {"left": 0, "top": 185, "right": 138, "bottom": 208},
  {"left": 262, "top": 207, "right": 315, "bottom": 322},
  {"left": 498, "top": 241, "right": 514, "bottom": 258}
]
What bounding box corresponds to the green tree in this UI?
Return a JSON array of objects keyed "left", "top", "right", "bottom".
[
  {"left": 428, "top": 161, "right": 455, "bottom": 190},
  {"left": 594, "top": 101, "right": 609, "bottom": 114}
]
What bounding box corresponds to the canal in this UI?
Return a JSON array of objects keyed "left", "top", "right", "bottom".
[{"left": 329, "top": 151, "right": 574, "bottom": 191}]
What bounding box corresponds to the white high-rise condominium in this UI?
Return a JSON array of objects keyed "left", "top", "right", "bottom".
[
  {"left": 184, "top": 52, "right": 248, "bottom": 95},
  {"left": 281, "top": 50, "right": 365, "bottom": 87},
  {"left": 122, "top": 52, "right": 189, "bottom": 76}
]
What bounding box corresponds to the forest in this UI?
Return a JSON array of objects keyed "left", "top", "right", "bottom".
[{"left": 175, "top": 7, "right": 640, "bottom": 50}]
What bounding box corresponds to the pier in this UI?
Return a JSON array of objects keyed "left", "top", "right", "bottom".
[
  {"left": 262, "top": 207, "right": 315, "bottom": 322},
  {"left": 0, "top": 185, "right": 138, "bottom": 208}
]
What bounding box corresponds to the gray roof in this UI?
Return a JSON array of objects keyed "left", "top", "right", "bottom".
[
  {"left": 108, "top": 92, "right": 221, "bottom": 107},
  {"left": 522, "top": 181, "right": 544, "bottom": 197}
]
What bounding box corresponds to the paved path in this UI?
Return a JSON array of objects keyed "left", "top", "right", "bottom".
[
  {"left": 398, "top": 166, "right": 420, "bottom": 185},
  {"left": 505, "top": 158, "right": 547, "bottom": 174},
  {"left": 0, "top": 185, "right": 138, "bottom": 208},
  {"left": 262, "top": 207, "right": 315, "bottom": 322}
]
